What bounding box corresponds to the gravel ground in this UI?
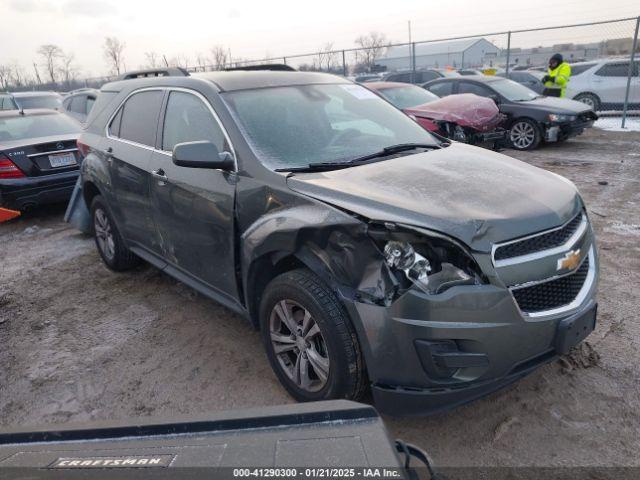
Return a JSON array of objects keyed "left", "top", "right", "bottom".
[{"left": 1, "top": 128, "right": 639, "bottom": 467}]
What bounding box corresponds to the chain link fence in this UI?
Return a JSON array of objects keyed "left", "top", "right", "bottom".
[{"left": 8, "top": 16, "right": 640, "bottom": 128}]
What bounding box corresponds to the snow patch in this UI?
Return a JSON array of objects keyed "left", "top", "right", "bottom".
[{"left": 594, "top": 117, "right": 640, "bottom": 132}]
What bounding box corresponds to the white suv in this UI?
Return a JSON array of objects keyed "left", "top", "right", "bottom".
[{"left": 567, "top": 59, "right": 639, "bottom": 111}]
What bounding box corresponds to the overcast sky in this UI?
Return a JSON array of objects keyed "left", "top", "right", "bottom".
[{"left": 0, "top": 0, "right": 638, "bottom": 77}]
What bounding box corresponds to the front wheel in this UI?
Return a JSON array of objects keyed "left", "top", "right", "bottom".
[
  {"left": 509, "top": 118, "right": 541, "bottom": 150},
  {"left": 260, "top": 269, "right": 367, "bottom": 402}
]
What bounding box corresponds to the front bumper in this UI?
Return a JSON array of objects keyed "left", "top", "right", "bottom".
[
  {"left": 343, "top": 251, "right": 598, "bottom": 416},
  {"left": 545, "top": 120, "right": 595, "bottom": 142},
  {"left": 0, "top": 170, "right": 78, "bottom": 210}
]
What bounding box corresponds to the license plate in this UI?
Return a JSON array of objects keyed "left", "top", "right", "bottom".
[
  {"left": 49, "top": 152, "right": 76, "bottom": 168},
  {"left": 555, "top": 304, "right": 597, "bottom": 354}
]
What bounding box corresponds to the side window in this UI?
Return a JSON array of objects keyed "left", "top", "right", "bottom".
[
  {"left": 387, "top": 73, "right": 411, "bottom": 83},
  {"left": 421, "top": 71, "right": 439, "bottom": 82},
  {"left": 162, "top": 91, "right": 226, "bottom": 152},
  {"left": 69, "top": 95, "right": 85, "bottom": 113},
  {"left": 571, "top": 63, "right": 597, "bottom": 76},
  {"left": 118, "top": 90, "right": 164, "bottom": 147},
  {"left": 427, "top": 82, "right": 453, "bottom": 97},
  {"left": 458, "top": 82, "right": 492, "bottom": 97},
  {"left": 86, "top": 96, "right": 96, "bottom": 114},
  {"left": 62, "top": 97, "right": 71, "bottom": 110},
  {"left": 108, "top": 107, "right": 123, "bottom": 137},
  {"left": 595, "top": 62, "right": 630, "bottom": 77}
]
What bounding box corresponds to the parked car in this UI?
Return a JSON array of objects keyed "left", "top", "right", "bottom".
[
  {"left": 11, "top": 91, "right": 63, "bottom": 110},
  {"left": 383, "top": 69, "right": 459, "bottom": 84},
  {"left": 457, "top": 69, "right": 484, "bottom": 76},
  {"left": 423, "top": 75, "right": 597, "bottom": 150},
  {"left": 366, "top": 81, "right": 507, "bottom": 148},
  {"left": 62, "top": 88, "right": 99, "bottom": 123},
  {"left": 497, "top": 70, "right": 545, "bottom": 94},
  {"left": 354, "top": 74, "right": 383, "bottom": 83},
  {"left": 78, "top": 69, "right": 598, "bottom": 415},
  {"left": 0, "top": 109, "right": 81, "bottom": 210},
  {"left": 566, "top": 59, "right": 640, "bottom": 111},
  {"left": 0, "top": 94, "right": 18, "bottom": 111}
]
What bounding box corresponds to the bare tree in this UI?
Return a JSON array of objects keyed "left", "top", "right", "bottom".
[
  {"left": 210, "top": 45, "right": 228, "bottom": 70},
  {"left": 103, "top": 36, "right": 126, "bottom": 75},
  {"left": 167, "top": 54, "right": 189, "bottom": 69},
  {"left": 9, "top": 63, "right": 28, "bottom": 87},
  {"left": 195, "top": 53, "right": 208, "bottom": 71},
  {"left": 37, "top": 44, "right": 63, "bottom": 83},
  {"left": 60, "top": 53, "right": 79, "bottom": 87},
  {"left": 318, "top": 42, "right": 339, "bottom": 72},
  {"left": 0, "top": 65, "right": 11, "bottom": 89},
  {"left": 144, "top": 51, "right": 159, "bottom": 69},
  {"left": 354, "top": 31, "right": 388, "bottom": 70}
]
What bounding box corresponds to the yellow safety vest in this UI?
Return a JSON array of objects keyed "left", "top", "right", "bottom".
[{"left": 544, "top": 62, "right": 571, "bottom": 97}]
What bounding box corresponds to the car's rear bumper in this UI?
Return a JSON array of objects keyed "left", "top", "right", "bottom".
[{"left": 0, "top": 170, "right": 79, "bottom": 210}]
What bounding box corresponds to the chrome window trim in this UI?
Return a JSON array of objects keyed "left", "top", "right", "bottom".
[
  {"left": 104, "top": 86, "right": 237, "bottom": 171},
  {"left": 27, "top": 148, "right": 78, "bottom": 157},
  {"left": 511, "top": 246, "right": 596, "bottom": 318},
  {"left": 492, "top": 212, "right": 587, "bottom": 268}
]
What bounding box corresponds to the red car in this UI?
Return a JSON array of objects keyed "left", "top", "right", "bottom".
[{"left": 365, "top": 81, "right": 507, "bottom": 148}]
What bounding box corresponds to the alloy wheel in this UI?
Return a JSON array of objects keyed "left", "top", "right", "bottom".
[
  {"left": 510, "top": 121, "right": 536, "bottom": 149},
  {"left": 269, "top": 299, "right": 330, "bottom": 392},
  {"left": 94, "top": 208, "right": 115, "bottom": 261}
]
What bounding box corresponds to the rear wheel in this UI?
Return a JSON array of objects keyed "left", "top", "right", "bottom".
[
  {"left": 509, "top": 118, "right": 541, "bottom": 150},
  {"left": 260, "top": 269, "right": 367, "bottom": 402},
  {"left": 574, "top": 92, "right": 600, "bottom": 111},
  {"left": 90, "top": 195, "right": 140, "bottom": 271}
]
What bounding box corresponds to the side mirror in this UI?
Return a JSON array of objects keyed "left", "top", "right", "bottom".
[{"left": 172, "top": 141, "right": 234, "bottom": 170}]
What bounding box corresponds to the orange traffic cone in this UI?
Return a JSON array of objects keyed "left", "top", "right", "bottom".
[{"left": 0, "top": 207, "right": 21, "bottom": 223}]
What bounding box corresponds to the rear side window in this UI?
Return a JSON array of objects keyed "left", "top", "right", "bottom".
[
  {"left": 595, "top": 62, "right": 634, "bottom": 77},
  {"left": 458, "top": 82, "right": 493, "bottom": 97},
  {"left": 386, "top": 73, "right": 411, "bottom": 83},
  {"left": 419, "top": 71, "right": 440, "bottom": 82},
  {"left": 84, "top": 91, "right": 117, "bottom": 127},
  {"left": 117, "top": 90, "right": 164, "bottom": 147},
  {"left": 86, "top": 97, "right": 96, "bottom": 114},
  {"left": 427, "top": 82, "right": 453, "bottom": 97},
  {"left": 570, "top": 63, "right": 596, "bottom": 76},
  {"left": 162, "top": 91, "right": 226, "bottom": 152},
  {"left": 69, "top": 95, "right": 85, "bottom": 113},
  {"left": 108, "top": 108, "right": 123, "bottom": 136}
]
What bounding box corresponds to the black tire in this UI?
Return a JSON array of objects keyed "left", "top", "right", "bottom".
[
  {"left": 509, "top": 118, "right": 542, "bottom": 150},
  {"left": 260, "top": 269, "right": 367, "bottom": 402},
  {"left": 90, "top": 195, "right": 140, "bottom": 271},
  {"left": 574, "top": 92, "right": 600, "bottom": 111}
]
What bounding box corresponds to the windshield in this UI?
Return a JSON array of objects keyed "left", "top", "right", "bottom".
[
  {"left": 15, "top": 95, "right": 62, "bottom": 110},
  {"left": 377, "top": 85, "right": 439, "bottom": 110},
  {"left": 223, "top": 83, "right": 438, "bottom": 170},
  {"left": 490, "top": 79, "right": 538, "bottom": 101},
  {"left": 0, "top": 113, "right": 79, "bottom": 141}
]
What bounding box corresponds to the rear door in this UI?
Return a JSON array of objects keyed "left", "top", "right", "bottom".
[
  {"left": 591, "top": 61, "right": 632, "bottom": 105},
  {"left": 148, "top": 89, "right": 239, "bottom": 299},
  {"left": 104, "top": 89, "right": 164, "bottom": 253}
]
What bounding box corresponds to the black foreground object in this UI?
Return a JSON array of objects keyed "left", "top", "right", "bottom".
[{"left": 0, "top": 401, "right": 441, "bottom": 480}]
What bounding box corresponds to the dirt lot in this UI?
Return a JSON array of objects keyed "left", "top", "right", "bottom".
[{"left": 1, "top": 128, "right": 639, "bottom": 467}]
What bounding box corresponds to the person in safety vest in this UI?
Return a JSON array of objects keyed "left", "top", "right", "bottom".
[{"left": 542, "top": 53, "right": 571, "bottom": 98}]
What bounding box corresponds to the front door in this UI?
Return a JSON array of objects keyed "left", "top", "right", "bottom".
[{"left": 148, "top": 89, "right": 239, "bottom": 299}]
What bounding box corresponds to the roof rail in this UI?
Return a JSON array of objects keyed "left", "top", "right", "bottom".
[
  {"left": 224, "top": 64, "right": 296, "bottom": 72},
  {"left": 118, "top": 67, "right": 190, "bottom": 80}
]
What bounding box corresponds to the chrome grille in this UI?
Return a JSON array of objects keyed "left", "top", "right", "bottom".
[
  {"left": 511, "top": 256, "right": 590, "bottom": 314},
  {"left": 494, "top": 213, "right": 583, "bottom": 261}
]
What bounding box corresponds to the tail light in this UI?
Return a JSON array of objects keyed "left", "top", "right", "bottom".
[
  {"left": 0, "top": 155, "right": 26, "bottom": 179},
  {"left": 77, "top": 140, "right": 89, "bottom": 158}
]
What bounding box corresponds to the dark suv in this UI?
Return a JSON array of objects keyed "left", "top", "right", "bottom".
[{"left": 78, "top": 70, "right": 598, "bottom": 415}]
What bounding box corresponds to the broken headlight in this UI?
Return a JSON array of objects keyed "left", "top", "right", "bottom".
[{"left": 371, "top": 225, "right": 486, "bottom": 295}]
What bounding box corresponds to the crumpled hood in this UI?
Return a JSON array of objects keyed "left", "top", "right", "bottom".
[
  {"left": 404, "top": 93, "right": 503, "bottom": 132},
  {"left": 286, "top": 143, "right": 582, "bottom": 252}
]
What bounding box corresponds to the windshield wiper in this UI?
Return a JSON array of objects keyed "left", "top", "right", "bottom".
[{"left": 276, "top": 143, "right": 441, "bottom": 173}]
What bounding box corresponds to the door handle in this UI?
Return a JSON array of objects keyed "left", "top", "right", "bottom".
[{"left": 151, "top": 168, "right": 168, "bottom": 182}]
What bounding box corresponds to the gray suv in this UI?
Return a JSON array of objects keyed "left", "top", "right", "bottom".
[{"left": 78, "top": 69, "right": 598, "bottom": 415}]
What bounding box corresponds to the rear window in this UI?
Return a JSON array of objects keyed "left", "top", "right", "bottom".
[
  {"left": 0, "top": 113, "right": 80, "bottom": 142},
  {"left": 114, "top": 90, "right": 164, "bottom": 147},
  {"left": 14, "top": 95, "right": 62, "bottom": 110}
]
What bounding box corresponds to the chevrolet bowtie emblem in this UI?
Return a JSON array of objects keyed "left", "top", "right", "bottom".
[{"left": 557, "top": 249, "right": 581, "bottom": 271}]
